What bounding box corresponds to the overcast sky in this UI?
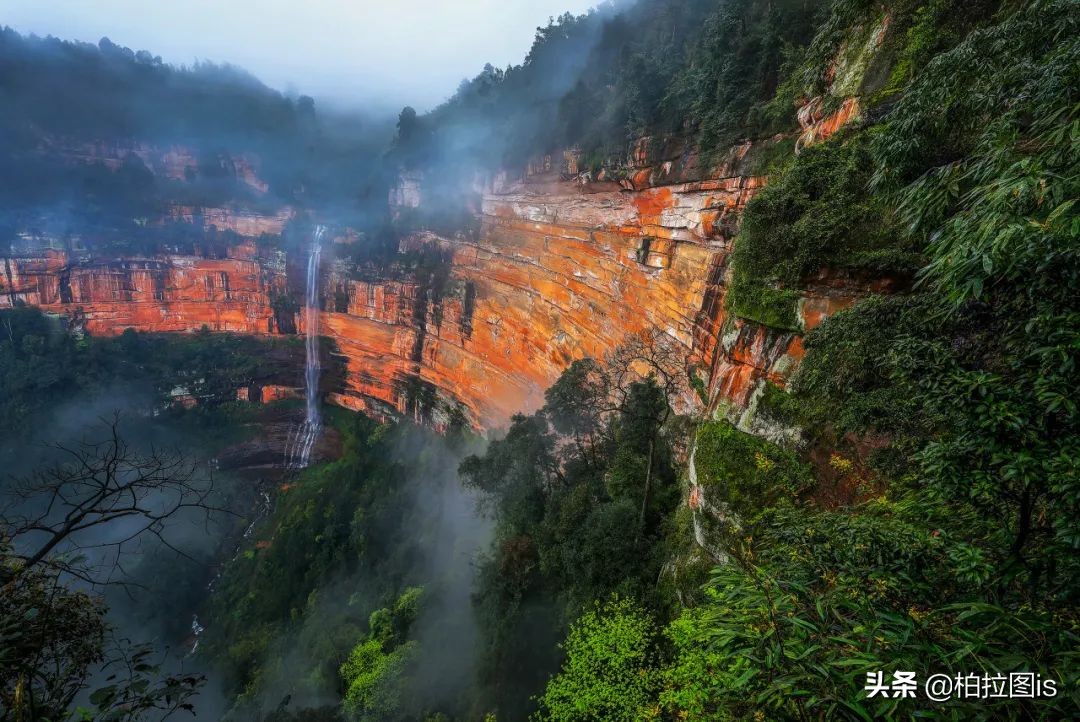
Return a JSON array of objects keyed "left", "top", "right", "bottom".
[{"left": 3, "top": 0, "right": 601, "bottom": 112}]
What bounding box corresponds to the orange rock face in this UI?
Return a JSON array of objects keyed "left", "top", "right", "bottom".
[
  {"left": 1, "top": 247, "right": 284, "bottom": 336},
  {"left": 164, "top": 206, "right": 294, "bottom": 237},
  {"left": 257, "top": 384, "right": 302, "bottom": 403},
  {"left": 317, "top": 133, "right": 878, "bottom": 428},
  {"left": 796, "top": 96, "right": 861, "bottom": 151},
  {"left": 40, "top": 138, "right": 272, "bottom": 194},
  {"left": 3, "top": 162, "right": 862, "bottom": 429},
  {"left": 318, "top": 165, "right": 836, "bottom": 428},
  {"left": 10, "top": 128, "right": 875, "bottom": 429}
]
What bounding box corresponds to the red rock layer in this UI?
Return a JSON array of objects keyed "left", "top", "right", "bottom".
[
  {"left": 321, "top": 161, "right": 872, "bottom": 428},
  {"left": 796, "top": 96, "right": 861, "bottom": 151},
  {"left": 1, "top": 245, "right": 283, "bottom": 336},
  {"left": 327, "top": 122, "right": 898, "bottom": 428},
  {"left": 38, "top": 138, "right": 271, "bottom": 193},
  {"left": 163, "top": 206, "right": 294, "bottom": 237},
  {"left": 9, "top": 131, "right": 873, "bottom": 429}
]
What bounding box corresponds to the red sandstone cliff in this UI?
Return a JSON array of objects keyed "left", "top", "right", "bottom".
[
  {"left": 37, "top": 138, "right": 272, "bottom": 194},
  {"left": 1, "top": 241, "right": 285, "bottom": 336},
  {"left": 5, "top": 101, "right": 866, "bottom": 430},
  {"left": 323, "top": 114, "right": 871, "bottom": 427}
]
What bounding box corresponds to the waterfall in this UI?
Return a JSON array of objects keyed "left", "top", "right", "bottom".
[{"left": 286, "top": 225, "right": 325, "bottom": 469}]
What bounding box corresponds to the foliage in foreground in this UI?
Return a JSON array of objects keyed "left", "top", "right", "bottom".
[
  {"left": 0, "top": 433, "right": 208, "bottom": 722},
  {"left": 533, "top": 597, "right": 658, "bottom": 722},
  {"left": 534, "top": 1, "right": 1079, "bottom": 720}
]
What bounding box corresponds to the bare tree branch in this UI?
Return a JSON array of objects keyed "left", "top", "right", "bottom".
[{"left": 1, "top": 414, "right": 232, "bottom": 590}]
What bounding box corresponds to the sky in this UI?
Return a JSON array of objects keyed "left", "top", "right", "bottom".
[{"left": 3, "top": 0, "right": 601, "bottom": 112}]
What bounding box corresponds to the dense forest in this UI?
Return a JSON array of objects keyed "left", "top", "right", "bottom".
[
  {"left": 397, "top": 0, "right": 815, "bottom": 167},
  {"left": 0, "top": 308, "right": 307, "bottom": 718},
  {"left": 0, "top": 29, "right": 394, "bottom": 253},
  {"left": 2, "top": 0, "right": 1078, "bottom": 720}
]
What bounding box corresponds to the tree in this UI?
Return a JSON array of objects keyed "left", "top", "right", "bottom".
[
  {"left": 0, "top": 419, "right": 217, "bottom": 720},
  {"left": 396, "top": 107, "right": 419, "bottom": 144},
  {"left": 1, "top": 418, "right": 221, "bottom": 587},
  {"left": 606, "top": 378, "right": 675, "bottom": 538},
  {"left": 603, "top": 331, "right": 686, "bottom": 539},
  {"left": 603, "top": 329, "right": 686, "bottom": 412},
  {"left": 462, "top": 333, "right": 690, "bottom": 716},
  {"left": 340, "top": 588, "right": 424, "bottom": 722},
  {"left": 542, "top": 358, "right": 612, "bottom": 472},
  {"left": 533, "top": 597, "right": 658, "bottom": 722},
  {"left": 459, "top": 412, "right": 560, "bottom": 533},
  {"left": 0, "top": 551, "right": 106, "bottom": 720},
  {"left": 392, "top": 106, "right": 431, "bottom": 169}
]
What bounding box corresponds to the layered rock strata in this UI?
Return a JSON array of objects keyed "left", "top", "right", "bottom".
[
  {"left": 321, "top": 134, "right": 872, "bottom": 427},
  {"left": 7, "top": 128, "right": 873, "bottom": 429},
  {"left": 38, "top": 138, "right": 271, "bottom": 193},
  {"left": 1, "top": 242, "right": 285, "bottom": 335}
]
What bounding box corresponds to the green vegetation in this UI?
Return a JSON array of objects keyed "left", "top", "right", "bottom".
[
  {"left": 0, "top": 306, "right": 301, "bottom": 435},
  {"left": 727, "top": 133, "right": 916, "bottom": 329},
  {"left": 534, "top": 597, "right": 658, "bottom": 722},
  {"left": 0, "top": 308, "right": 312, "bottom": 721},
  {"left": 694, "top": 419, "right": 810, "bottom": 510},
  {"left": 725, "top": 278, "right": 801, "bottom": 330},
  {"left": 2, "top": 539, "right": 205, "bottom": 721},
  {"left": 198, "top": 1, "right": 1080, "bottom": 719},
  {"left": 203, "top": 413, "right": 486, "bottom": 721},
  {"left": 0, "top": 28, "right": 392, "bottom": 254},
  {"left": 0, "top": 421, "right": 219, "bottom": 721},
  {"left": 459, "top": 352, "right": 685, "bottom": 719},
  {"left": 669, "top": 0, "right": 822, "bottom": 152},
  {"left": 392, "top": 0, "right": 830, "bottom": 196},
  {"left": 4, "top": 0, "right": 1078, "bottom": 720},
  {"left": 395, "top": 0, "right": 1011, "bottom": 182},
  {"left": 341, "top": 588, "right": 424, "bottom": 722},
  {"left": 534, "top": 2, "right": 1079, "bottom": 720},
  {"left": 792, "top": 293, "right": 933, "bottom": 436},
  {"left": 206, "top": 414, "right": 408, "bottom": 704}
]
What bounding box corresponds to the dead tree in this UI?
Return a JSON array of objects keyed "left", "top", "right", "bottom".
[
  {"left": 0, "top": 416, "right": 221, "bottom": 720},
  {"left": 604, "top": 328, "right": 689, "bottom": 411},
  {"left": 604, "top": 330, "right": 689, "bottom": 539},
  {"left": 1, "top": 416, "right": 224, "bottom": 589}
]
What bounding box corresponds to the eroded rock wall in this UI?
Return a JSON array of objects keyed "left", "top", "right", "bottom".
[
  {"left": 6, "top": 128, "right": 873, "bottom": 430},
  {"left": 320, "top": 140, "right": 869, "bottom": 428},
  {"left": 38, "top": 138, "right": 271, "bottom": 193},
  {"left": 1, "top": 243, "right": 284, "bottom": 335}
]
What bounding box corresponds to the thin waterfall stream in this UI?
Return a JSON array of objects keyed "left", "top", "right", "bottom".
[{"left": 285, "top": 225, "right": 325, "bottom": 468}]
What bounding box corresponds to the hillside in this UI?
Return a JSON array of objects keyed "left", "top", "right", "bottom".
[{"left": 1, "top": 0, "right": 1077, "bottom": 720}]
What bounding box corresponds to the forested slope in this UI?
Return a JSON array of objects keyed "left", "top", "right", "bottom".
[
  {"left": 1, "top": 0, "right": 1076, "bottom": 720},
  {"left": 204, "top": 0, "right": 1079, "bottom": 719}
]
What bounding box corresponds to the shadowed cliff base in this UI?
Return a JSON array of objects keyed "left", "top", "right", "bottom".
[{"left": 3, "top": 0, "right": 1079, "bottom": 719}]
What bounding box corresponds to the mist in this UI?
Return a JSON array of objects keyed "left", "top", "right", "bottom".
[
  {"left": 0, "top": 384, "right": 248, "bottom": 718},
  {"left": 3, "top": 0, "right": 660, "bottom": 718},
  {"left": 196, "top": 419, "right": 494, "bottom": 721},
  {"left": 3, "top": 0, "right": 603, "bottom": 112}
]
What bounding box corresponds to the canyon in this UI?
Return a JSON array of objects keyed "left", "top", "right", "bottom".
[
  {"left": 1, "top": 101, "right": 869, "bottom": 430},
  {"left": 4, "top": 6, "right": 1069, "bottom": 719}
]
